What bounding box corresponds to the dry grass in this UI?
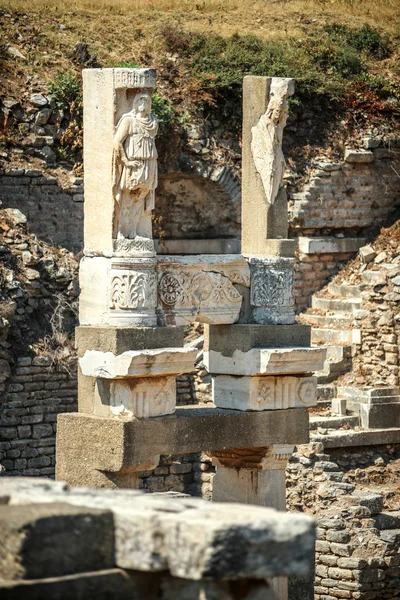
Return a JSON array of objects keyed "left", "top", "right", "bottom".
[{"left": 3, "top": 0, "right": 400, "bottom": 42}]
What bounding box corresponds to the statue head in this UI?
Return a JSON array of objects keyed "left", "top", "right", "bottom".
[{"left": 132, "top": 90, "right": 152, "bottom": 117}]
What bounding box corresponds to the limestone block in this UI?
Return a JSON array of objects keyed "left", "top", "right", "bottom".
[
  {"left": 1, "top": 478, "right": 316, "bottom": 581},
  {"left": 249, "top": 257, "right": 295, "bottom": 325},
  {"left": 80, "top": 347, "right": 197, "bottom": 379},
  {"left": 212, "top": 465, "right": 287, "bottom": 509},
  {"left": 96, "top": 376, "right": 177, "bottom": 419},
  {"left": 0, "top": 503, "right": 114, "bottom": 580},
  {"left": 344, "top": 149, "right": 374, "bottom": 163},
  {"left": 79, "top": 255, "right": 157, "bottom": 327},
  {"left": 56, "top": 408, "right": 309, "bottom": 484},
  {"left": 359, "top": 245, "right": 376, "bottom": 264},
  {"left": 212, "top": 375, "right": 317, "bottom": 410},
  {"left": 204, "top": 347, "right": 326, "bottom": 376},
  {"left": 360, "top": 402, "right": 400, "bottom": 429},
  {"left": 204, "top": 323, "right": 311, "bottom": 354},
  {"left": 76, "top": 325, "right": 185, "bottom": 356},
  {"left": 298, "top": 237, "right": 366, "bottom": 255},
  {"left": 157, "top": 254, "right": 249, "bottom": 326}
]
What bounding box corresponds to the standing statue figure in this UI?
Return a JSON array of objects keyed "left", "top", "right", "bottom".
[
  {"left": 112, "top": 90, "right": 159, "bottom": 242},
  {"left": 251, "top": 79, "right": 292, "bottom": 206}
]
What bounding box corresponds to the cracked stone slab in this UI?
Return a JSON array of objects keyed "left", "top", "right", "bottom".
[
  {"left": 80, "top": 347, "right": 197, "bottom": 379},
  {"left": 1, "top": 478, "right": 316, "bottom": 581},
  {"left": 204, "top": 346, "right": 326, "bottom": 376}
]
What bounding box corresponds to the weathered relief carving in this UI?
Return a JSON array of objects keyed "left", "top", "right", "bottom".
[
  {"left": 108, "top": 258, "right": 157, "bottom": 326},
  {"left": 249, "top": 257, "right": 295, "bottom": 325},
  {"left": 156, "top": 255, "right": 249, "bottom": 326},
  {"left": 251, "top": 78, "right": 294, "bottom": 206},
  {"left": 112, "top": 88, "right": 158, "bottom": 255},
  {"left": 212, "top": 375, "right": 317, "bottom": 411}
]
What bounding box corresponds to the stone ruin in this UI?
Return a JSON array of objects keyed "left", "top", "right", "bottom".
[{"left": 0, "top": 68, "right": 328, "bottom": 599}]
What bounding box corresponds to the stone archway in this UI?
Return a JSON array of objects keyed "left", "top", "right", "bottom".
[{"left": 154, "top": 167, "right": 241, "bottom": 247}]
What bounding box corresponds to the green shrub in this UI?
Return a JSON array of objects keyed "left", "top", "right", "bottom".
[
  {"left": 48, "top": 73, "right": 81, "bottom": 110},
  {"left": 151, "top": 92, "right": 175, "bottom": 127},
  {"left": 324, "top": 23, "right": 391, "bottom": 59}
]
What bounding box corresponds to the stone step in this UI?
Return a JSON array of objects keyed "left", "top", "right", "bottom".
[
  {"left": 311, "top": 427, "right": 400, "bottom": 448},
  {"left": 327, "top": 283, "right": 362, "bottom": 299},
  {"left": 311, "top": 329, "right": 361, "bottom": 346},
  {"left": 302, "top": 314, "right": 354, "bottom": 328},
  {"left": 373, "top": 512, "right": 400, "bottom": 530},
  {"left": 309, "top": 415, "right": 360, "bottom": 431},
  {"left": 312, "top": 296, "right": 362, "bottom": 314}
]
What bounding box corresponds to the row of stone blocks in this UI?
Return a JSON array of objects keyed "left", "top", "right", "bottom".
[{"left": 0, "top": 477, "right": 315, "bottom": 600}]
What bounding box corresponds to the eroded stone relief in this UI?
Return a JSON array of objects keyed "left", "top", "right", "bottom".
[
  {"left": 112, "top": 89, "right": 158, "bottom": 256},
  {"left": 251, "top": 78, "right": 294, "bottom": 206}
]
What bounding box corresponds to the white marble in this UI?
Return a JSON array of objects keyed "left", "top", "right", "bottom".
[
  {"left": 213, "top": 375, "right": 317, "bottom": 411},
  {"left": 204, "top": 347, "right": 326, "bottom": 376},
  {"left": 80, "top": 347, "right": 197, "bottom": 379}
]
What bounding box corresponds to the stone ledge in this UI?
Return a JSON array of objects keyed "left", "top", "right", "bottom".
[
  {"left": 311, "top": 427, "right": 400, "bottom": 448},
  {"left": 298, "top": 237, "right": 366, "bottom": 255},
  {"left": 155, "top": 239, "right": 241, "bottom": 255},
  {"left": 56, "top": 408, "right": 309, "bottom": 481}
]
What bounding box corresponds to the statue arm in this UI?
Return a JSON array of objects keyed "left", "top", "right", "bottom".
[{"left": 113, "top": 117, "right": 131, "bottom": 166}]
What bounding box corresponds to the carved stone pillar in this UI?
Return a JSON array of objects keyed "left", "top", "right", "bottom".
[
  {"left": 212, "top": 444, "right": 294, "bottom": 600},
  {"left": 211, "top": 444, "right": 294, "bottom": 509},
  {"left": 249, "top": 257, "right": 295, "bottom": 325}
]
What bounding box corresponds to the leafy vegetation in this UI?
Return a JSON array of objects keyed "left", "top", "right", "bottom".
[
  {"left": 158, "top": 22, "right": 397, "bottom": 124},
  {"left": 48, "top": 73, "right": 82, "bottom": 110}
]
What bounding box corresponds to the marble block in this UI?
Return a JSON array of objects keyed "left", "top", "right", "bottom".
[
  {"left": 80, "top": 347, "right": 196, "bottom": 419},
  {"left": 213, "top": 375, "right": 317, "bottom": 411},
  {"left": 98, "top": 376, "right": 176, "bottom": 419},
  {"left": 157, "top": 254, "right": 249, "bottom": 326},
  {"left": 80, "top": 347, "right": 197, "bottom": 379},
  {"left": 204, "top": 347, "right": 326, "bottom": 376}
]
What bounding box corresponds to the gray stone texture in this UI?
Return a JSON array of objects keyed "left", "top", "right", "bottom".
[
  {"left": 0, "top": 502, "right": 114, "bottom": 580},
  {"left": 56, "top": 408, "right": 309, "bottom": 485},
  {"left": 204, "top": 323, "right": 311, "bottom": 357}
]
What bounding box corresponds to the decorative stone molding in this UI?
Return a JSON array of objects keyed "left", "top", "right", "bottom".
[
  {"left": 205, "top": 346, "right": 326, "bottom": 377},
  {"left": 156, "top": 254, "right": 249, "bottom": 326},
  {"left": 80, "top": 347, "right": 197, "bottom": 419},
  {"left": 109, "top": 258, "right": 157, "bottom": 326},
  {"left": 249, "top": 257, "right": 295, "bottom": 325},
  {"left": 108, "top": 376, "right": 176, "bottom": 419},
  {"left": 212, "top": 443, "right": 294, "bottom": 470},
  {"left": 212, "top": 375, "right": 317, "bottom": 411}
]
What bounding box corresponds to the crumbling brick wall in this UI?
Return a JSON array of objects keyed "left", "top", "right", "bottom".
[{"left": 0, "top": 168, "right": 83, "bottom": 251}]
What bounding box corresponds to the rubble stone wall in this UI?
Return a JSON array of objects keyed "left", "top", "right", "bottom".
[
  {"left": 287, "top": 443, "right": 400, "bottom": 600},
  {"left": 294, "top": 250, "right": 356, "bottom": 311}
]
